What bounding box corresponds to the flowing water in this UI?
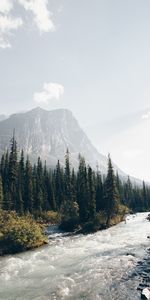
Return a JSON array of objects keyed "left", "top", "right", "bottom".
[{"left": 0, "top": 213, "right": 149, "bottom": 300}]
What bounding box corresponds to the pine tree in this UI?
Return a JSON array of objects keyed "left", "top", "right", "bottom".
[
  {"left": 96, "top": 170, "right": 103, "bottom": 212},
  {"left": 71, "top": 168, "right": 77, "bottom": 201},
  {"left": 142, "top": 181, "right": 148, "bottom": 210},
  {"left": 0, "top": 151, "right": 9, "bottom": 210},
  {"left": 77, "top": 155, "right": 89, "bottom": 222},
  {"left": 35, "top": 157, "right": 44, "bottom": 212},
  {"left": 42, "top": 161, "right": 49, "bottom": 211},
  {"left": 45, "top": 172, "right": 56, "bottom": 211},
  {"left": 0, "top": 175, "right": 4, "bottom": 209},
  {"left": 8, "top": 134, "right": 18, "bottom": 210},
  {"left": 24, "top": 156, "right": 33, "bottom": 213},
  {"left": 124, "top": 176, "right": 133, "bottom": 208},
  {"left": 64, "top": 149, "right": 72, "bottom": 202},
  {"left": 104, "top": 155, "right": 120, "bottom": 227},
  {"left": 87, "top": 166, "right": 96, "bottom": 220},
  {"left": 54, "top": 160, "right": 64, "bottom": 209},
  {"left": 61, "top": 149, "right": 79, "bottom": 230},
  {"left": 0, "top": 154, "right": 5, "bottom": 177},
  {"left": 17, "top": 150, "right": 25, "bottom": 213}
]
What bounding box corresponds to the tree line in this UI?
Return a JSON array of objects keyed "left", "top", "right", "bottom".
[{"left": 0, "top": 136, "right": 150, "bottom": 229}]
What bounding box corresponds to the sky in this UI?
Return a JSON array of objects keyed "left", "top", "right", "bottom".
[{"left": 1, "top": 0, "right": 150, "bottom": 181}]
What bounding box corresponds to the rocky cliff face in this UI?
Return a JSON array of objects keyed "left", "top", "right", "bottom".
[{"left": 0, "top": 107, "right": 127, "bottom": 178}]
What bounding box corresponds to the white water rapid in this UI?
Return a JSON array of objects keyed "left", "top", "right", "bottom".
[{"left": 0, "top": 213, "right": 149, "bottom": 300}]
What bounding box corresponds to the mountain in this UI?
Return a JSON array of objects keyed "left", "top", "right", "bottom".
[{"left": 0, "top": 106, "right": 139, "bottom": 182}]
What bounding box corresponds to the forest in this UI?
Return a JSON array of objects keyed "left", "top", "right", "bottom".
[{"left": 0, "top": 135, "right": 150, "bottom": 254}]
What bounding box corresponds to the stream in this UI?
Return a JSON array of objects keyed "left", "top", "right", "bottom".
[{"left": 0, "top": 212, "right": 149, "bottom": 300}]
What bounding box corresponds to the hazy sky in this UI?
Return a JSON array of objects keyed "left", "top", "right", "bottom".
[{"left": 1, "top": 0, "right": 150, "bottom": 181}]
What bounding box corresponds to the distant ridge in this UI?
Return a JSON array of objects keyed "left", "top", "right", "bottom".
[{"left": 0, "top": 107, "right": 142, "bottom": 185}]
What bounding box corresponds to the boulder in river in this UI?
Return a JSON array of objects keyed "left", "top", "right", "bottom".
[
  {"left": 146, "top": 214, "right": 150, "bottom": 221},
  {"left": 141, "top": 288, "right": 150, "bottom": 299}
]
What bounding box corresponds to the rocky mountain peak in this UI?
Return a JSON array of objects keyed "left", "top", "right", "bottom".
[{"left": 0, "top": 107, "right": 141, "bottom": 184}]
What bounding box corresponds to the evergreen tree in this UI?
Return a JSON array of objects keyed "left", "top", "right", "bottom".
[
  {"left": 48, "top": 173, "right": 57, "bottom": 211},
  {"left": 8, "top": 134, "right": 18, "bottom": 210},
  {"left": 54, "top": 160, "right": 64, "bottom": 209},
  {"left": 87, "top": 166, "right": 96, "bottom": 220},
  {"left": 0, "top": 154, "right": 5, "bottom": 177},
  {"left": 96, "top": 171, "right": 103, "bottom": 212},
  {"left": 35, "top": 157, "right": 44, "bottom": 212},
  {"left": 124, "top": 176, "right": 133, "bottom": 208},
  {"left": 42, "top": 161, "right": 49, "bottom": 211},
  {"left": 104, "top": 155, "right": 120, "bottom": 227},
  {"left": 0, "top": 175, "right": 4, "bottom": 209},
  {"left": 0, "top": 135, "right": 149, "bottom": 228},
  {"left": 17, "top": 150, "right": 25, "bottom": 213},
  {"left": 142, "top": 181, "right": 148, "bottom": 210},
  {"left": 77, "top": 155, "right": 89, "bottom": 222},
  {"left": 61, "top": 150, "right": 79, "bottom": 230},
  {"left": 64, "top": 149, "right": 72, "bottom": 202},
  {"left": 1, "top": 151, "right": 9, "bottom": 210},
  {"left": 24, "top": 156, "right": 33, "bottom": 213}
]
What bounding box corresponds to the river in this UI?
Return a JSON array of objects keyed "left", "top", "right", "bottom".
[{"left": 0, "top": 213, "right": 149, "bottom": 300}]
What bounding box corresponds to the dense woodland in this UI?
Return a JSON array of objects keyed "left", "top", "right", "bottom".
[{"left": 0, "top": 135, "right": 150, "bottom": 233}]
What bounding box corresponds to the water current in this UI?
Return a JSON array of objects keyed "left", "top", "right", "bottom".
[{"left": 0, "top": 213, "right": 149, "bottom": 300}]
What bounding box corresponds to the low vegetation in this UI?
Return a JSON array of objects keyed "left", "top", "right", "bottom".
[
  {"left": 0, "top": 211, "right": 47, "bottom": 255},
  {"left": 35, "top": 210, "right": 60, "bottom": 225}
]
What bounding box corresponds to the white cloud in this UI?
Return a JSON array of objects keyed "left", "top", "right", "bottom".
[
  {"left": 0, "top": 0, "right": 55, "bottom": 48},
  {"left": 34, "top": 82, "right": 64, "bottom": 104},
  {"left": 0, "top": 15, "right": 23, "bottom": 48},
  {"left": 141, "top": 111, "right": 150, "bottom": 120},
  {"left": 18, "top": 0, "right": 55, "bottom": 32},
  {"left": 0, "top": 0, "right": 13, "bottom": 14}
]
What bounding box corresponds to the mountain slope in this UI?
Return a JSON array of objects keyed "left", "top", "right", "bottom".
[{"left": 0, "top": 107, "right": 130, "bottom": 180}]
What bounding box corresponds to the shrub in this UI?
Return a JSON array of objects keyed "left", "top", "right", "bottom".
[
  {"left": 0, "top": 211, "right": 47, "bottom": 255},
  {"left": 35, "top": 210, "right": 60, "bottom": 224}
]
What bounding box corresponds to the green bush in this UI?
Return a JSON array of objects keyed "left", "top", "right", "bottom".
[
  {"left": 34, "top": 210, "right": 60, "bottom": 224},
  {"left": 0, "top": 210, "right": 48, "bottom": 255}
]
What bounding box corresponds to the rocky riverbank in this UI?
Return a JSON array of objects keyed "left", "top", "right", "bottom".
[
  {"left": 136, "top": 248, "right": 150, "bottom": 298},
  {"left": 136, "top": 214, "right": 150, "bottom": 299}
]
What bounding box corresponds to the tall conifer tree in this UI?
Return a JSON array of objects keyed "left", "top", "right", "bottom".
[
  {"left": 24, "top": 156, "right": 33, "bottom": 213},
  {"left": 8, "top": 133, "right": 18, "bottom": 210},
  {"left": 104, "top": 155, "right": 120, "bottom": 227},
  {"left": 0, "top": 175, "right": 4, "bottom": 209},
  {"left": 87, "top": 166, "right": 96, "bottom": 220}
]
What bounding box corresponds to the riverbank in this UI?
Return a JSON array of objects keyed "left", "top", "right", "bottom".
[
  {"left": 0, "top": 207, "right": 145, "bottom": 256},
  {"left": 60, "top": 205, "right": 128, "bottom": 234},
  {"left": 0, "top": 208, "right": 127, "bottom": 255},
  {"left": 137, "top": 248, "right": 150, "bottom": 293}
]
